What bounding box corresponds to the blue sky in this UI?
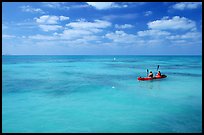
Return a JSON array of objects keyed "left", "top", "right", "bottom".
[{"left": 2, "top": 2, "right": 202, "bottom": 55}]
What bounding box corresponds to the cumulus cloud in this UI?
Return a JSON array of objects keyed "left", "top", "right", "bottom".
[
  {"left": 28, "top": 34, "right": 57, "bottom": 40},
  {"left": 59, "top": 29, "right": 92, "bottom": 39},
  {"left": 147, "top": 16, "right": 196, "bottom": 31},
  {"left": 59, "top": 16, "right": 69, "bottom": 21},
  {"left": 166, "top": 31, "right": 201, "bottom": 40},
  {"left": 115, "top": 24, "right": 134, "bottom": 29},
  {"left": 135, "top": 16, "right": 201, "bottom": 46},
  {"left": 105, "top": 31, "right": 137, "bottom": 43},
  {"left": 86, "top": 2, "right": 113, "bottom": 10},
  {"left": 43, "top": 2, "right": 61, "bottom": 8},
  {"left": 66, "top": 19, "right": 111, "bottom": 33},
  {"left": 104, "top": 30, "right": 167, "bottom": 46},
  {"left": 30, "top": 19, "right": 111, "bottom": 44},
  {"left": 35, "top": 15, "right": 69, "bottom": 31},
  {"left": 36, "top": 15, "right": 58, "bottom": 24},
  {"left": 144, "top": 11, "right": 152, "bottom": 16},
  {"left": 105, "top": 17, "right": 201, "bottom": 47},
  {"left": 21, "top": 5, "right": 45, "bottom": 14},
  {"left": 66, "top": 19, "right": 111, "bottom": 29},
  {"left": 3, "top": 34, "right": 16, "bottom": 38},
  {"left": 102, "top": 13, "right": 137, "bottom": 20},
  {"left": 38, "top": 25, "right": 62, "bottom": 32},
  {"left": 42, "top": 2, "right": 69, "bottom": 9},
  {"left": 35, "top": 15, "right": 69, "bottom": 24},
  {"left": 105, "top": 29, "right": 172, "bottom": 45},
  {"left": 172, "top": 2, "right": 202, "bottom": 10},
  {"left": 70, "top": 4, "right": 90, "bottom": 9},
  {"left": 137, "top": 30, "right": 170, "bottom": 37},
  {"left": 58, "top": 20, "right": 111, "bottom": 40},
  {"left": 86, "top": 2, "right": 127, "bottom": 10},
  {"left": 29, "top": 29, "right": 101, "bottom": 45}
]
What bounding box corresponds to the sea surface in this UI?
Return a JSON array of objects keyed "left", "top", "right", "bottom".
[{"left": 2, "top": 55, "right": 202, "bottom": 133}]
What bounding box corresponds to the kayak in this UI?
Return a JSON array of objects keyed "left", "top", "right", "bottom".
[{"left": 138, "top": 75, "right": 167, "bottom": 81}]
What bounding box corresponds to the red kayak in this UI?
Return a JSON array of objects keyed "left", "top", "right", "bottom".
[{"left": 138, "top": 75, "right": 167, "bottom": 81}]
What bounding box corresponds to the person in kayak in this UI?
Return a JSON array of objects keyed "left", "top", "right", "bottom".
[
  {"left": 148, "top": 71, "right": 153, "bottom": 78},
  {"left": 156, "top": 71, "right": 161, "bottom": 77}
]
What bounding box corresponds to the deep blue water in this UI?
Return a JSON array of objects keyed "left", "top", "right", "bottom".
[{"left": 2, "top": 55, "right": 202, "bottom": 133}]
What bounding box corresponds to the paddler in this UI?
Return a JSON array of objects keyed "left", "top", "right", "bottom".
[
  {"left": 148, "top": 71, "right": 153, "bottom": 78},
  {"left": 156, "top": 71, "right": 161, "bottom": 77}
]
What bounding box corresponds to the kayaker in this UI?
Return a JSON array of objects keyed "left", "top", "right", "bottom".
[
  {"left": 148, "top": 71, "right": 153, "bottom": 78},
  {"left": 156, "top": 71, "right": 161, "bottom": 77}
]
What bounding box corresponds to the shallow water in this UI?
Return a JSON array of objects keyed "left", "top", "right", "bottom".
[{"left": 2, "top": 55, "right": 202, "bottom": 133}]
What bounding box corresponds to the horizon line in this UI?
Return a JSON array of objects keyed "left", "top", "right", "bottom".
[{"left": 2, "top": 54, "right": 202, "bottom": 56}]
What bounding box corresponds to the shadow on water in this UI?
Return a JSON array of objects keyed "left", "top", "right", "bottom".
[
  {"left": 3, "top": 72, "right": 132, "bottom": 96},
  {"left": 43, "top": 84, "right": 111, "bottom": 97},
  {"left": 60, "top": 71, "right": 83, "bottom": 76},
  {"left": 137, "top": 79, "right": 166, "bottom": 90},
  {"left": 44, "top": 72, "right": 141, "bottom": 97},
  {"left": 2, "top": 79, "right": 46, "bottom": 94},
  {"left": 85, "top": 73, "right": 136, "bottom": 81}
]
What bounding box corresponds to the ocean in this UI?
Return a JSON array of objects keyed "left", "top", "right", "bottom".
[{"left": 2, "top": 55, "right": 202, "bottom": 133}]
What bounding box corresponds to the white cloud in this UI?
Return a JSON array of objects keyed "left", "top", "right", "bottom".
[
  {"left": 137, "top": 30, "right": 170, "bottom": 37},
  {"left": 35, "top": 15, "right": 69, "bottom": 24},
  {"left": 86, "top": 2, "right": 113, "bottom": 9},
  {"left": 35, "top": 15, "right": 59, "bottom": 24},
  {"left": 66, "top": 19, "right": 111, "bottom": 29},
  {"left": 137, "top": 16, "right": 201, "bottom": 46},
  {"left": 68, "top": 35, "right": 100, "bottom": 44},
  {"left": 42, "top": 2, "right": 92, "bottom": 10},
  {"left": 15, "top": 22, "right": 37, "bottom": 29},
  {"left": 102, "top": 13, "right": 137, "bottom": 20},
  {"left": 66, "top": 19, "right": 111, "bottom": 33},
  {"left": 105, "top": 31, "right": 137, "bottom": 43},
  {"left": 122, "top": 2, "right": 146, "bottom": 6},
  {"left": 28, "top": 34, "right": 57, "bottom": 40},
  {"left": 144, "top": 11, "right": 152, "bottom": 16},
  {"left": 172, "top": 2, "right": 202, "bottom": 10},
  {"left": 49, "top": 19, "right": 112, "bottom": 42},
  {"left": 104, "top": 30, "right": 167, "bottom": 46},
  {"left": 28, "top": 29, "right": 101, "bottom": 46},
  {"left": 59, "top": 16, "right": 69, "bottom": 21},
  {"left": 3, "top": 34, "right": 16, "bottom": 38},
  {"left": 70, "top": 4, "right": 90, "bottom": 9},
  {"left": 166, "top": 31, "right": 201, "bottom": 40},
  {"left": 148, "top": 16, "right": 196, "bottom": 31},
  {"left": 82, "top": 35, "right": 100, "bottom": 41},
  {"left": 21, "top": 5, "right": 45, "bottom": 14},
  {"left": 38, "top": 25, "right": 62, "bottom": 31},
  {"left": 30, "top": 19, "right": 111, "bottom": 44},
  {"left": 86, "top": 2, "right": 127, "bottom": 10},
  {"left": 35, "top": 15, "right": 69, "bottom": 31},
  {"left": 42, "top": 2, "right": 69, "bottom": 9},
  {"left": 44, "top": 2, "right": 61, "bottom": 8},
  {"left": 59, "top": 29, "right": 92, "bottom": 39},
  {"left": 115, "top": 24, "right": 134, "bottom": 29}
]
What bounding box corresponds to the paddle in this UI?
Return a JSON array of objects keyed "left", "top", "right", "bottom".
[
  {"left": 155, "top": 65, "right": 160, "bottom": 76},
  {"left": 147, "top": 69, "right": 149, "bottom": 77},
  {"left": 157, "top": 65, "right": 160, "bottom": 71}
]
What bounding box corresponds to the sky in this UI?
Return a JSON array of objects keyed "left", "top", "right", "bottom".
[{"left": 2, "top": 2, "right": 202, "bottom": 55}]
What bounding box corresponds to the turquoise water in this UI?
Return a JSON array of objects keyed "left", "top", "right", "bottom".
[{"left": 2, "top": 55, "right": 202, "bottom": 133}]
